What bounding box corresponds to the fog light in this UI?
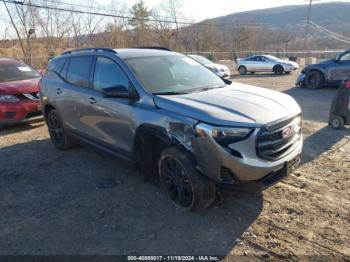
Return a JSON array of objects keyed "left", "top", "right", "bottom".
[{"left": 220, "top": 167, "right": 236, "bottom": 183}]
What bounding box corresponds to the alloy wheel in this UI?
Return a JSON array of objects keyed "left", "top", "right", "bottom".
[{"left": 160, "top": 156, "right": 194, "bottom": 208}]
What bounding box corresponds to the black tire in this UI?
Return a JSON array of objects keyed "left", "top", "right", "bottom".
[
  {"left": 273, "top": 65, "right": 284, "bottom": 75},
  {"left": 238, "top": 66, "right": 247, "bottom": 75},
  {"left": 46, "top": 109, "right": 74, "bottom": 150},
  {"left": 305, "top": 70, "right": 325, "bottom": 89},
  {"left": 158, "top": 147, "right": 216, "bottom": 212},
  {"left": 330, "top": 115, "right": 345, "bottom": 129}
]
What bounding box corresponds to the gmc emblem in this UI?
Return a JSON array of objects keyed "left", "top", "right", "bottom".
[{"left": 282, "top": 126, "right": 293, "bottom": 139}]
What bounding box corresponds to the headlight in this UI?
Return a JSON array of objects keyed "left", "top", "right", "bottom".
[
  {"left": 292, "top": 116, "right": 302, "bottom": 133},
  {"left": 0, "top": 95, "right": 19, "bottom": 102},
  {"left": 195, "top": 123, "right": 253, "bottom": 146}
]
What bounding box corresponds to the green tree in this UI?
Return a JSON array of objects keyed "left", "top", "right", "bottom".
[{"left": 129, "top": 0, "right": 151, "bottom": 45}]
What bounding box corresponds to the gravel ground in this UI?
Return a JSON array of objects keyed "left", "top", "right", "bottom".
[{"left": 0, "top": 71, "right": 349, "bottom": 259}]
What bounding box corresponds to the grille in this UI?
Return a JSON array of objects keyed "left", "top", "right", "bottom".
[
  {"left": 256, "top": 116, "right": 301, "bottom": 160},
  {"left": 19, "top": 92, "right": 40, "bottom": 101}
]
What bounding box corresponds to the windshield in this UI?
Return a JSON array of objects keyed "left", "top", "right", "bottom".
[
  {"left": 0, "top": 63, "right": 40, "bottom": 83},
  {"left": 126, "top": 55, "right": 225, "bottom": 95},
  {"left": 188, "top": 55, "right": 213, "bottom": 65},
  {"left": 264, "top": 55, "right": 280, "bottom": 61}
]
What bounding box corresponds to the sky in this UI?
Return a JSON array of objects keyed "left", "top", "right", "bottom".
[{"left": 98, "top": 0, "right": 350, "bottom": 22}]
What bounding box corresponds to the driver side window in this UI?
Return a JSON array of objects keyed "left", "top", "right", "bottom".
[{"left": 93, "top": 56, "right": 130, "bottom": 92}]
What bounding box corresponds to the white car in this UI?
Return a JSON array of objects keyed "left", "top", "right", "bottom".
[
  {"left": 188, "top": 54, "right": 231, "bottom": 78},
  {"left": 237, "top": 55, "right": 299, "bottom": 75}
]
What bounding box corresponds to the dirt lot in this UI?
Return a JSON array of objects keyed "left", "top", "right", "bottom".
[{"left": 0, "top": 72, "right": 349, "bottom": 259}]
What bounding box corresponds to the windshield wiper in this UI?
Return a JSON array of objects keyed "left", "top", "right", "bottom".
[
  {"left": 153, "top": 91, "right": 189, "bottom": 95},
  {"left": 192, "top": 85, "right": 226, "bottom": 93}
]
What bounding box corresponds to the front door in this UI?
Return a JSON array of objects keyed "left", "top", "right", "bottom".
[
  {"left": 329, "top": 51, "right": 350, "bottom": 81},
  {"left": 77, "top": 56, "right": 136, "bottom": 156}
]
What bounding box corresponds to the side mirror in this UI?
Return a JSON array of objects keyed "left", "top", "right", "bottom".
[{"left": 102, "top": 85, "right": 136, "bottom": 99}]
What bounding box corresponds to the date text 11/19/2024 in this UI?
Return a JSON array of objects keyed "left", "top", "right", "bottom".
[{"left": 127, "top": 256, "right": 220, "bottom": 261}]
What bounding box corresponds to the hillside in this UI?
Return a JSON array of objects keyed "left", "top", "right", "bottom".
[{"left": 210, "top": 2, "right": 350, "bottom": 32}]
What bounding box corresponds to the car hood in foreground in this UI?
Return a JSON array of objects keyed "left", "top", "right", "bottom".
[
  {"left": 0, "top": 78, "right": 41, "bottom": 95},
  {"left": 154, "top": 83, "right": 301, "bottom": 127}
]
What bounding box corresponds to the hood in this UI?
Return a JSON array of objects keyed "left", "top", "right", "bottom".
[
  {"left": 306, "top": 59, "right": 336, "bottom": 70},
  {"left": 0, "top": 78, "right": 40, "bottom": 95},
  {"left": 277, "top": 59, "right": 298, "bottom": 67},
  {"left": 286, "top": 61, "right": 299, "bottom": 67},
  {"left": 205, "top": 63, "right": 229, "bottom": 71},
  {"left": 154, "top": 83, "right": 301, "bottom": 127}
]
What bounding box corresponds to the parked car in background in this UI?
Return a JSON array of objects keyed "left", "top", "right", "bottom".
[
  {"left": 41, "top": 47, "right": 302, "bottom": 212},
  {"left": 296, "top": 49, "right": 350, "bottom": 89},
  {"left": 237, "top": 55, "right": 299, "bottom": 75},
  {"left": 0, "top": 58, "right": 42, "bottom": 126},
  {"left": 188, "top": 54, "right": 231, "bottom": 78}
]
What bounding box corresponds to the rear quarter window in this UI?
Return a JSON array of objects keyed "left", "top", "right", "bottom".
[
  {"left": 66, "top": 56, "right": 94, "bottom": 88},
  {"left": 48, "top": 58, "right": 67, "bottom": 73}
]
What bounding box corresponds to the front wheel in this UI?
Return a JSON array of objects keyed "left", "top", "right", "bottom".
[
  {"left": 273, "top": 65, "right": 284, "bottom": 75},
  {"left": 159, "top": 147, "right": 216, "bottom": 212},
  {"left": 305, "top": 70, "right": 324, "bottom": 89}
]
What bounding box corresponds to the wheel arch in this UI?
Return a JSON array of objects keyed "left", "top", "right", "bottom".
[
  {"left": 273, "top": 64, "right": 283, "bottom": 70},
  {"left": 308, "top": 68, "right": 326, "bottom": 80},
  {"left": 238, "top": 65, "right": 247, "bottom": 71},
  {"left": 131, "top": 124, "right": 197, "bottom": 181}
]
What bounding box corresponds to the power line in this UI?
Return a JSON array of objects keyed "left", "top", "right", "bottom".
[
  {"left": 2, "top": 0, "right": 271, "bottom": 29},
  {"left": 308, "top": 22, "right": 350, "bottom": 44},
  {"left": 309, "top": 20, "right": 350, "bottom": 42}
]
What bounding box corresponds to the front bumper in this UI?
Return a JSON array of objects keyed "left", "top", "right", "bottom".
[
  {"left": 296, "top": 73, "right": 306, "bottom": 87},
  {"left": 0, "top": 99, "right": 42, "bottom": 124},
  {"left": 192, "top": 126, "right": 303, "bottom": 189},
  {"left": 284, "top": 65, "right": 299, "bottom": 72}
]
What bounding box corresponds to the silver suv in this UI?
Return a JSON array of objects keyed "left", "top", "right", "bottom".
[{"left": 41, "top": 47, "right": 303, "bottom": 212}]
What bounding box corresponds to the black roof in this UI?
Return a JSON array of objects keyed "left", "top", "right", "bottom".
[
  {"left": 115, "top": 48, "right": 180, "bottom": 59},
  {"left": 59, "top": 47, "right": 180, "bottom": 60}
]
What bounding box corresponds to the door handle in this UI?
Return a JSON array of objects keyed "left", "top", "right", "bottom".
[
  {"left": 56, "top": 88, "right": 62, "bottom": 94},
  {"left": 88, "top": 97, "right": 97, "bottom": 104}
]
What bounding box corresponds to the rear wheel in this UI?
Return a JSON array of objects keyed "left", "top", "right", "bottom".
[
  {"left": 238, "top": 66, "right": 247, "bottom": 75},
  {"left": 159, "top": 147, "right": 216, "bottom": 212},
  {"left": 46, "top": 109, "right": 74, "bottom": 150},
  {"left": 273, "top": 65, "right": 284, "bottom": 75},
  {"left": 330, "top": 115, "right": 345, "bottom": 129},
  {"left": 305, "top": 70, "right": 324, "bottom": 89}
]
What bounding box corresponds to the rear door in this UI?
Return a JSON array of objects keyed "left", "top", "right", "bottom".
[
  {"left": 260, "top": 56, "right": 274, "bottom": 71},
  {"left": 58, "top": 55, "right": 94, "bottom": 132},
  {"left": 75, "top": 56, "right": 136, "bottom": 157}
]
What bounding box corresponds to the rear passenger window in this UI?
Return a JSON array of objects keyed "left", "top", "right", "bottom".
[
  {"left": 93, "top": 56, "right": 129, "bottom": 92},
  {"left": 67, "top": 56, "right": 94, "bottom": 88}
]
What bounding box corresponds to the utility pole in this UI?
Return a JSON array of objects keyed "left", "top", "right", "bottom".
[
  {"left": 303, "top": 0, "right": 313, "bottom": 53},
  {"left": 28, "top": 29, "right": 35, "bottom": 66}
]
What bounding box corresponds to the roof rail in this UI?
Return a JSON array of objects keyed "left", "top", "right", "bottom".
[
  {"left": 61, "top": 48, "right": 117, "bottom": 55},
  {"left": 135, "top": 46, "right": 172, "bottom": 51}
]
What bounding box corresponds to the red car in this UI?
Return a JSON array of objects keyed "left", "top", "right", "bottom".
[{"left": 0, "top": 58, "right": 42, "bottom": 126}]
